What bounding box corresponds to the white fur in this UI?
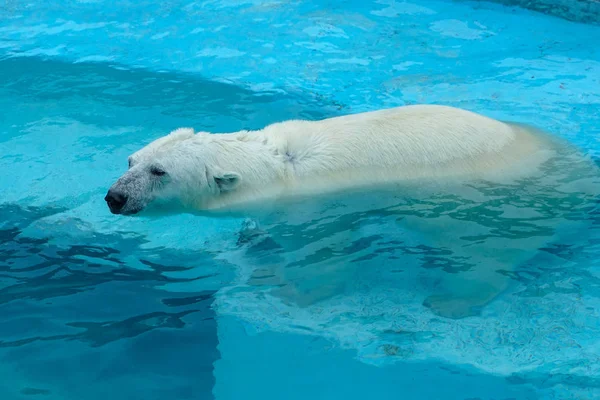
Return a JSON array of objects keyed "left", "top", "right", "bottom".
[{"left": 129, "top": 104, "right": 556, "bottom": 212}]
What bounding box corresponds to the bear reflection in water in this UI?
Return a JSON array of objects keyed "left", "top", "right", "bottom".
[
  {"left": 239, "top": 159, "right": 599, "bottom": 319},
  {"left": 105, "top": 105, "right": 600, "bottom": 318}
]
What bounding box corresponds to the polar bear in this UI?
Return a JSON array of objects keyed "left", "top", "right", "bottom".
[
  {"left": 105, "top": 104, "right": 600, "bottom": 318},
  {"left": 106, "top": 104, "right": 557, "bottom": 216}
]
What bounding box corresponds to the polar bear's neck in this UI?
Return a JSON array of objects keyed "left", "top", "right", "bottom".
[{"left": 199, "top": 131, "right": 290, "bottom": 209}]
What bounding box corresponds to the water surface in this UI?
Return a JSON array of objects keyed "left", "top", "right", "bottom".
[{"left": 1, "top": 1, "right": 600, "bottom": 399}]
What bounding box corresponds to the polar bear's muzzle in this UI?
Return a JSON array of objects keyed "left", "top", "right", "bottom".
[
  {"left": 104, "top": 187, "right": 147, "bottom": 215},
  {"left": 105, "top": 170, "right": 152, "bottom": 215}
]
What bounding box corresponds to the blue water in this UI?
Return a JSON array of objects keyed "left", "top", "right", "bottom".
[{"left": 1, "top": 1, "right": 600, "bottom": 399}]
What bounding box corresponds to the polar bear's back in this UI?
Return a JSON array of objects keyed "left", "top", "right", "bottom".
[
  {"left": 319, "top": 105, "right": 516, "bottom": 164},
  {"left": 261, "top": 105, "right": 554, "bottom": 189}
]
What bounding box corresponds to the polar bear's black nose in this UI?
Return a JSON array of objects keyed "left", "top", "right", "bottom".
[{"left": 105, "top": 190, "right": 128, "bottom": 214}]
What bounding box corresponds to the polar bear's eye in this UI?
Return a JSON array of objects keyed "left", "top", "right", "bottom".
[{"left": 150, "top": 166, "right": 166, "bottom": 177}]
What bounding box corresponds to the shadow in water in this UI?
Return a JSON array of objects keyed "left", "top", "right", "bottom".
[{"left": 0, "top": 203, "right": 226, "bottom": 400}]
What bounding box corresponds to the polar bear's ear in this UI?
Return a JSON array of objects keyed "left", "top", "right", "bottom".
[{"left": 214, "top": 171, "right": 241, "bottom": 192}]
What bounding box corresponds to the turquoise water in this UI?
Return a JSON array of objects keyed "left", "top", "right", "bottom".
[{"left": 1, "top": 1, "right": 600, "bottom": 399}]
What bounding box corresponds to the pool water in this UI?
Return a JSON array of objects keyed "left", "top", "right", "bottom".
[{"left": 1, "top": 1, "right": 600, "bottom": 399}]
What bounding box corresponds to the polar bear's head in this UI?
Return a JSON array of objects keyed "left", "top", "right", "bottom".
[{"left": 104, "top": 128, "right": 241, "bottom": 215}]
